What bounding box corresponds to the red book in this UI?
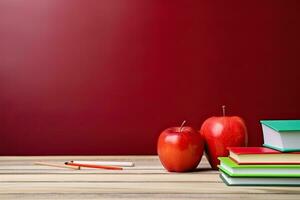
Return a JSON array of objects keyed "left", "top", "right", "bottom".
[{"left": 228, "top": 147, "right": 300, "bottom": 165}]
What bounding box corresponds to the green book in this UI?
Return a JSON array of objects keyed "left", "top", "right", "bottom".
[
  {"left": 218, "top": 157, "right": 300, "bottom": 177},
  {"left": 220, "top": 171, "right": 300, "bottom": 186},
  {"left": 260, "top": 120, "right": 300, "bottom": 152}
]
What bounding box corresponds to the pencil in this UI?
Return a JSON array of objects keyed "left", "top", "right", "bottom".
[
  {"left": 65, "top": 162, "right": 123, "bottom": 170},
  {"left": 34, "top": 162, "right": 80, "bottom": 170},
  {"left": 70, "top": 160, "right": 134, "bottom": 167}
]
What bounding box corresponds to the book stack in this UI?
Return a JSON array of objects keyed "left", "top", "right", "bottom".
[{"left": 218, "top": 120, "right": 300, "bottom": 186}]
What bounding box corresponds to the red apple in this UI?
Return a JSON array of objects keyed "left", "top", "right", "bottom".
[
  {"left": 157, "top": 121, "right": 204, "bottom": 172},
  {"left": 200, "top": 106, "right": 248, "bottom": 169}
]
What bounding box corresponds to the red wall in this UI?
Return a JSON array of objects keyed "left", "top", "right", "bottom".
[{"left": 0, "top": 0, "right": 300, "bottom": 155}]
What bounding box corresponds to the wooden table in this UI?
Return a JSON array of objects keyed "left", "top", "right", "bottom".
[{"left": 0, "top": 156, "right": 299, "bottom": 200}]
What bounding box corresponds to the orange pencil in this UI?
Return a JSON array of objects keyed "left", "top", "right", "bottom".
[{"left": 65, "top": 162, "right": 123, "bottom": 170}]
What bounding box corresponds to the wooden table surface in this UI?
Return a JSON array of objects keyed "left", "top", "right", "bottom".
[{"left": 0, "top": 156, "right": 299, "bottom": 200}]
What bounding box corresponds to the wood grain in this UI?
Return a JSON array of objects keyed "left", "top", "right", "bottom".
[{"left": 0, "top": 156, "right": 299, "bottom": 200}]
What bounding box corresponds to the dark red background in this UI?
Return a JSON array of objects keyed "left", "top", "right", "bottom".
[{"left": 0, "top": 0, "right": 300, "bottom": 155}]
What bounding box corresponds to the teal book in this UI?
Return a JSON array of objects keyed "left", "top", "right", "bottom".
[
  {"left": 218, "top": 157, "right": 300, "bottom": 177},
  {"left": 260, "top": 120, "right": 300, "bottom": 152}
]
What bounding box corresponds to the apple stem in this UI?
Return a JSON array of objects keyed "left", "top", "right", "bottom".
[
  {"left": 222, "top": 105, "right": 226, "bottom": 116},
  {"left": 179, "top": 120, "right": 186, "bottom": 133}
]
